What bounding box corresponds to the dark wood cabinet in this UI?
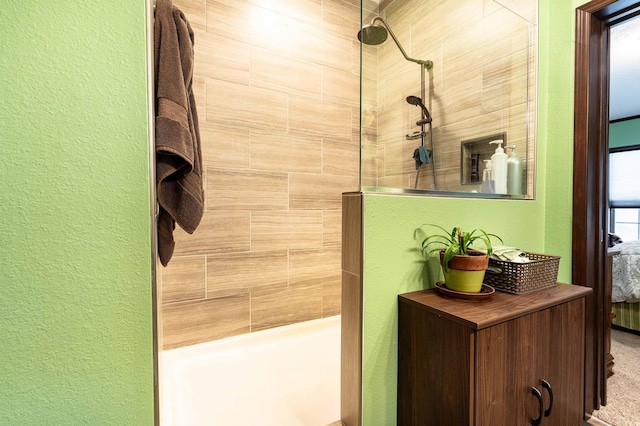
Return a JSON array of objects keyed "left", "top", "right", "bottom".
[{"left": 398, "top": 283, "right": 592, "bottom": 426}]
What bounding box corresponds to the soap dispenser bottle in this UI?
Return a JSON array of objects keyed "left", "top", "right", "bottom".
[
  {"left": 507, "top": 145, "right": 523, "bottom": 196},
  {"left": 481, "top": 159, "right": 494, "bottom": 194},
  {"left": 489, "top": 140, "right": 508, "bottom": 194}
]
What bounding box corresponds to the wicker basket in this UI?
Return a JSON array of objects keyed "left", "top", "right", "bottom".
[{"left": 484, "top": 252, "right": 560, "bottom": 294}]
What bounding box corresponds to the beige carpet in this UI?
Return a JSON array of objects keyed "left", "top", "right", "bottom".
[{"left": 592, "top": 328, "right": 640, "bottom": 425}]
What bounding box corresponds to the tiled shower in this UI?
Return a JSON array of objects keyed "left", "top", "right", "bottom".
[{"left": 160, "top": 0, "right": 361, "bottom": 349}]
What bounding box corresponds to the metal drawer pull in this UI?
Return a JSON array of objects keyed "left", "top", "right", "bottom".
[
  {"left": 542, "top": 379, "right": 553, "bottom": 417},
  {"left": 531, "top": 387, "right": 543, "bottom": 425}
]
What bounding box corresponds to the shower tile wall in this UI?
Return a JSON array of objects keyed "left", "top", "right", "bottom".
[
  {"left": 161, "top": 0, "right": 360, "bottom": 349},
  {"left": 362, "top": 0, "right": 537, "bottom": 193}
]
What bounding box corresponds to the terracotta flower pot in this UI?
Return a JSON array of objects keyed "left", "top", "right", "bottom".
[{"left": 439, "top": 250, "right": 489, "bottom": 293}]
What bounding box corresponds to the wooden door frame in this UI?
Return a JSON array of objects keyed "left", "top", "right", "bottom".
[{"left": 573, "top": 0, "right": 640, "bottom": 416}]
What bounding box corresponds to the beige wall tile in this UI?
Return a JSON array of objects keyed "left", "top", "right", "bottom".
[
  {"left": 161, "top": 256, "right": 206, "bottom": 304},
  {"left": 377, "top": 173, "right": 407, "bottom": 188},
  {"left": 173, "top": 0, "right": 206, "bottom": 31},
  {"left": 162, "top": 295, "right": 250, "bottom": 349},
  {"left": 251, "top": 211, "right": 324, "bottom": 251},
  {"left": 376, "top": 25, "right": 412, "bottom": 78},
  {"left": 250, "top": 131, "right": 322, "bottom": 173},
  {"left": 194, "top": 30, "right": 250, "bottom": 85},
  {"left": 323, "top": 0, "right": 360, "bottom": 40},
  {"left": 352, "top": 39, "right": 365, "bottom": 77},
  {"left": 288, "top": 21, "right": 353, "bottom": 72},
  {"left": 492, "top": 0, "right": 537, "bottom": 24},
  {"left": 323, "top": 209, "right": 342, "bottom": 247},
  {"left": 206, "top": 0, "right": 289, "bottom": 54},
  {"left": 409, "top": 0, "right": 482, "bottom": 55},
  {"left": 323, "top": 279, "right": 342, "bottom": 316},
  {"left": 206, "top": 78, "right": 287, "bottom": 132},
  {"left": 251, "top": 282, "right": 323, "bottom": 331},
  {"left": 441, "top": 7, "right": 528, "bottom": 87},
  {"left": 251, "top": 48, "right": 322, "bottom": 101},
  {"left": 173, "top": 210, "right": 251, "bottom": 255},
  {"left": 207, "top": 169, "right": 288, "bottom": 210},
  {"left": 438, "top": 75, "right": 483, "bottom": 126},
  {"left": 323, "top": 67, "right": 359, "bottom": 108},
  {"left": 360, "top": 100, "right": 377, "bottom": 139},
  {"left": 290, "top": 248, "right": 341, "bottom": 287},
  {"left": 323, "top": 138, "right": 360, "bottom": 176},
  {"left": 193, "top": 75, "right": 206, "bottom": 123},
  {"left": 200, "top": 123, "right": 251, "bottom": 169},
  {"left": 288, "top": 248, "right": 341, "bottom": 316},
  {"left": 381, "top": 67, "right": 421, "bottom": 111},
  {"left": 206, "top": 251, "right": 288, "bottom": 297},
  {"left": 289, "top": 97, "right": 352, "bottom": 139},
  {"left": 360, "top": 139, "right": 379, "bottom": 186},
  {"left": 290, "top": 173, "right": 358, "bottom": 210},
  {"left": 254, "top": 0, "right": 322, "bottom": 27},
  {"left": 482, "top": 50, "right": 528, "bottom": 114}
]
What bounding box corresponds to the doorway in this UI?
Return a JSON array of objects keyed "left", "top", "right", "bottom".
[{"left": 573, "top": 0, "right": 640, "bottom": 417}]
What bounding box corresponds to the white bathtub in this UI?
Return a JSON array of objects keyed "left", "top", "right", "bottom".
[{"left": 161, "top": 315, "right": 341, "bottom": 426}]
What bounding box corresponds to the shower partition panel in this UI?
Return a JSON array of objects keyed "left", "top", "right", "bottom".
[{"left": 360, "top": 0, "right": 537, "bottom": 199}]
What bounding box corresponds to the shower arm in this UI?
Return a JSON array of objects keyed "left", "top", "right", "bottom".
[{"left": 371, "top": 17, "right": 433, "bottom": 69}]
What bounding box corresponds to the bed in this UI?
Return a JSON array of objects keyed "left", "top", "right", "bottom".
[{"left": 610, "top": 240, "right": 640, "bottom": 332}]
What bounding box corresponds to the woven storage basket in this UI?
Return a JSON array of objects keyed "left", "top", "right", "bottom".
[{"left": 484, "top": 252, "right": 560, "bottom": 294}]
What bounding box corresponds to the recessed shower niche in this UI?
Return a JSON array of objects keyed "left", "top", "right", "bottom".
[{"left": 359, "top": 0, "right": 537, "bottom": 199}]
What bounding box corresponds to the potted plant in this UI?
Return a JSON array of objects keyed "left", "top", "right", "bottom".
[{"left": 415, "top": 225, "right": 502, "bottom": 293}]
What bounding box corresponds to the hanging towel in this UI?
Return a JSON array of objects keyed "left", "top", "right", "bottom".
[
  {"left": 413, "top": 146, "right": 431, "bottom": 169},
  {"left": 154, "top": 0, "right": 204, "bottom": 266}
]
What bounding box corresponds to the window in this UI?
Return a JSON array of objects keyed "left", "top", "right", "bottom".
[
  {"left": 610, "top": 208, "right": 640, "bottom": 242},
  {"left": 609, "top": 147, "right": 640, "bottom": 208},
  {"left": 609, "top": 146, "right": 640, "bottom": 241}
]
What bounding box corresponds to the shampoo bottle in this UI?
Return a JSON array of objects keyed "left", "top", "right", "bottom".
[
  {"left": 489, "top": 140, "right": 508, "bottom": 194},
  {"left": 507, "top": 145, "right": 523, "bottom": 196},
  {"left": 481, "top": 159, "right": 494, "bottom": 193}
]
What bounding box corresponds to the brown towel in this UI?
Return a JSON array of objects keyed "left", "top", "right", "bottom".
[{"left": 154, "top": 0, "right": 204, "bottom": 266}]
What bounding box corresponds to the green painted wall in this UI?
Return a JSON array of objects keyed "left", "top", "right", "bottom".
[
  {"left": 610, "top": 119, "right": 640, "bottom": 149},
  {"left": 0, "top": 2, "right": 154, "bottom": 424},
  {"left": 360, "top": 0, "right": 588, "bottom": 423}
]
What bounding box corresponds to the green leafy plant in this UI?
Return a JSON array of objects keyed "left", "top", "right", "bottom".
[{"left": 414, "top": 225, "right": 502, "bottom": 272}]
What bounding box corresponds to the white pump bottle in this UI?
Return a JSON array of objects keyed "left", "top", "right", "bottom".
[{"left": 489, "top": 140, "right": 508, "bottom": 194}]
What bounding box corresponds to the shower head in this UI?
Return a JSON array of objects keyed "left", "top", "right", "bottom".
[
  {"left": 406, "top": 95, "right": 423, "bottom": 107},
  {"left": 357, "top": 16, "right": 433, "bottom": 69},
  {"left": 358, "top": 25, "right": 388, "bottom": 45},
  {"left": 406, "top": 95, "right": 432, "bottom": 124}
]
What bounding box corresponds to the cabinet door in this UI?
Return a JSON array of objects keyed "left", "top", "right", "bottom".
[
  {"left": 536, "top": 299, "right": 585, "bottom": 425},
  {"left": 475, "top": 299, "right": 585, "bottom": 426},
  {"left": 398, "top": 302, "right": 475, "bottom": 425},
  {"left": 476, "top": 311, "right": 540, "bottom": 426}
]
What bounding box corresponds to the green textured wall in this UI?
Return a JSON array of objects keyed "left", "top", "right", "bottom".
[
  {"left": 360, "top": 0, "right": 588, "bottom": 423},
  {"left": 610, "top": 119, "right": 640, "bottom": 149},
  {"left": 0, "top": 2, "right": 154, "bottom": 424}
]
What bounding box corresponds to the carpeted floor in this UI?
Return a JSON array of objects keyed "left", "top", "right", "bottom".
[{"left": 592, "top": 328, "right": 640, "bottom": 425}]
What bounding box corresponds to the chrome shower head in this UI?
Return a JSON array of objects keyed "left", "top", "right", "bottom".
[
  {"left": 406, "top": 95, "right": 432, "bottom": 124},
  {"left": 358, "top": 24, "right": 388, "bottom": 45},
  {"left": 357, "top": 16, "right": 433, "bottom": 69}
]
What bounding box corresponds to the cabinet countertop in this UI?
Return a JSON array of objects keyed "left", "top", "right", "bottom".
[{"left": 399, "top": 283, "right": 592, "bottom": 330}]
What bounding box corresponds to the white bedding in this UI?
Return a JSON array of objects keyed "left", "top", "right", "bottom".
[{"left": 611, "top": 240, "right": 640, "bottom": 303}]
